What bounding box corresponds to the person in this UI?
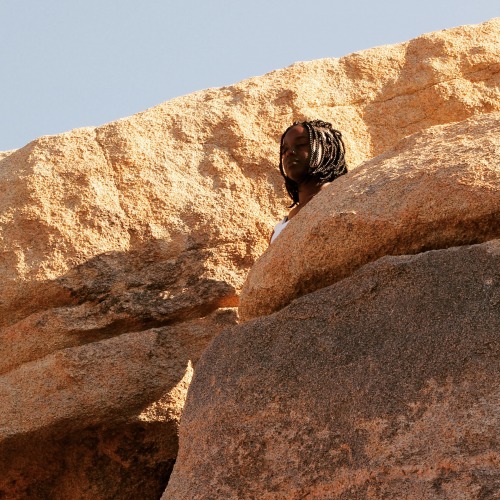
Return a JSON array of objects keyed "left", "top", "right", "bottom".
[{"left": 269, "top": 119, "right": 348, "bottom": 244}]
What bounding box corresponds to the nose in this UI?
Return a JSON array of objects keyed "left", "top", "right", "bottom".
[{"left": 284, "top": 148, "right": 296, "bottom": 158}]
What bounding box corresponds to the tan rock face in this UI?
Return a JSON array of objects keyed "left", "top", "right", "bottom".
[
  {"left": 0, "top": 309, "right": 236, "bottom": 499},
  {"left": 0, "top": 18, "right": 499, "bottom": 497},
  {"left": 239, "top": 112, "right": 500, "bottom": 320},
  {"left": 165, "top": 241, "right": 500, "bottom": 499},
  {"left": 0, "top": 150, "right": 15, "bottom": 161}
]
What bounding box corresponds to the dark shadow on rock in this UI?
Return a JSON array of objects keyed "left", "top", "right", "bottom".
[
  {"left": 0, "top": 238, "right": 238, "bottom": 371},
  {"left": 0, "top": 420, "right": 179, "bottom": 500}
]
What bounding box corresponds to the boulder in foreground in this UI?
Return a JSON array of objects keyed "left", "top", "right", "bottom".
[{"left": 166, "top": 241, "right": 500, "bottom": 498}]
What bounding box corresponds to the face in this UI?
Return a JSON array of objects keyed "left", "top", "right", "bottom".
[{"left": 281, "top": 125, "right": 311, "bottom": 183}]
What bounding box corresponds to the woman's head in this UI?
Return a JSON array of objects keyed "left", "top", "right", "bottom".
[{"left": 279, "top": 120, "right": 348, "bottom": 206}]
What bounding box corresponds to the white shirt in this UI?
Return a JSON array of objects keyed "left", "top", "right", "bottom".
[{"left": 270, "top": 217, "right": 289, "bottom": 244}]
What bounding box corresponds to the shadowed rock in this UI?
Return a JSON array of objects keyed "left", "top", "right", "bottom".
[{"left": 0, "top": 308, "right": 237, "bottom": 499}]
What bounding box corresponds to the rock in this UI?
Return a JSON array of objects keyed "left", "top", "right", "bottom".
[
  {"left": 239, "top": 112, "right": 500, "bottom": 320},
  {"left": 1, "top": 18, "right": 499, "bottom": 497},
  {"left": 0, "top": 247, "right": 239, "bottom": 375},
  {"left": 165, "top": 241, "right": 500, "bottom": 499},
  {"left": 0, "top": 150, "right": 15, "bottom": 161},
  {"left": 0, "top": 308, "right": 237, "bottom": 499}
]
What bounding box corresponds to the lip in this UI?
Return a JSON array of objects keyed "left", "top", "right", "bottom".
[
  {"left": 285, "top": 159, "right": 300, "bottom": 169},
  {"left": 284, "top": 160, "right": 304, "bottom": 180}
]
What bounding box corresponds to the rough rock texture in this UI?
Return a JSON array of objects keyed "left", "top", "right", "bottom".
[
  {"left": 1, "top": 18, "right": 499, "bottom": 498},
  {"left": 165, "top": 241, "right": 500, "bottom": 499},
  {"left": 0, "top": 309, "right": 236, "bottom": 499},
  {"left": 0, "top": 150, "right": 15, "bottom": 161},
  {"left": 239, "top": 111, "right": 500, "bottom": 320}
]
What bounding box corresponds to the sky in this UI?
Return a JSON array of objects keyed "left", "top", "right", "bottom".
[{"left": 0, "top": 0, "right": 498, "bottom": 151}]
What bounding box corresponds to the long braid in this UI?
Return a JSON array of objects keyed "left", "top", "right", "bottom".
[{"left": 279, "top": 120, "right": 348, "bottom": 206}]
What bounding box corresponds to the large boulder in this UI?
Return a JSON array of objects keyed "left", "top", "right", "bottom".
[
  {"left": 239, "top": 112, "right": 500, "bottom": 320},
  {"left": 1, "top": 18, "right": 499, "bottom": 498},
  {"left": 165, "top": 240, "right": 500, "bottom": 499}
]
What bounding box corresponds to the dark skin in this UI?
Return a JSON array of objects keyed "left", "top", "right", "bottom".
[{"left": 270, "top": 125, "right": 330, "bottom": 242}]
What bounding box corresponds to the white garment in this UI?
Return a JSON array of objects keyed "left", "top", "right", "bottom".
[{"left": 270, "top": 217, "right": 289, "bottom": 244}]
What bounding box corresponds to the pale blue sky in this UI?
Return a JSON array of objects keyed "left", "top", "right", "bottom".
[{"left": 0, "top": 0, "right": 498, "bottom": 150}]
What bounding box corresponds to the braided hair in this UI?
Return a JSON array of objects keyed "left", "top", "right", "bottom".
[{"left": 279, "top": 120, "right": 348, "bottom": 207}]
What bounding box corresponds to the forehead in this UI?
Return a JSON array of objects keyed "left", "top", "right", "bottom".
[{"left": 283, "top": 125, "right": 308, "bottom": 142}]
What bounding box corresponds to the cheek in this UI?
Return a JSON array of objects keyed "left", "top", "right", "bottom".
[{"left": 302, "top": 149, "right": 311, "bottom": 165}]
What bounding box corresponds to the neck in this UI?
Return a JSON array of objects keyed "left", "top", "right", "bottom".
[{"left": 297, "top": 178, "right": 322, "bottom": 206}]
